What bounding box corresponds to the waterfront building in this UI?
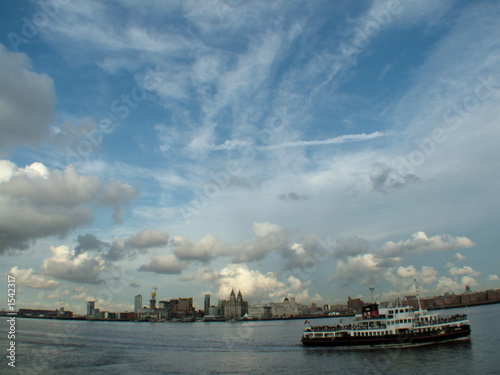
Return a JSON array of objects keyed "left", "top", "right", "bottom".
[
  {"left": 150, "top": 289, "right": 157, "bottom": 310},
  {"left": 137, "top": 308, "right": 161, "bottom": 321},
  {"left": 170, "top": 297, "right": 195, "bottom": 318},
  {"left": 158, "top": 300, "right": 171, "bottom": 319},
  {"left": 134, "top": 294, "right": 142, "bottom": 313},
  {"left": 248, "top": 305, "right": 272, "bottom": 319},
  {"left": 204, "top": 294, "right": 211, "bottom": 314},
  {"left": 118, "top": 312, "right": 137, "bottom": 320},
  {"left": 347, "top": 297, "right": 364, "bottom": 313},
  {"left": 270, "top": 296, "right": 301, "bottom": 318},
  {"left": 208, "top": 306, "right": 220, "bottom": 316},
  {"left": 18, "top": 308, "right": 73, "bottom": 318},
  {"left": 87, "top": 301, "right": 95, "bottom": 317},
  {"left": 223, "top": 289, "right": 248, "bottom": 320},
  {"left": 328, "top": 304, "right": 347, "bottom": 313}
]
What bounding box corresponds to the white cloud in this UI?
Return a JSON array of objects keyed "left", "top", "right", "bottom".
[
  {"left": 172, "top": 234, "right": 221, "bottom": 262},
  {"left": 452, "top": 253, "right": 466, "bottom": 261},
  {"left": 488, "top": 275, "right": 499, "bottom": 281},
  {"left": 199, "top": 264, "right": 321, "bottom": 304},
  {"left": 396, "top": 265, "right": 417, "bottom": 278},
  {"left": 125, "top": 229, "right": 169, "bottom": 248},
  {"left": 381, "top": 232, "right": 475, "bottom": 257},
  {"left": 330, "top": 253, "right": 383, "bottom": 286},
  {"left": 171, "top": 222, "right": 291, "bottom": 263},
  {"left": 42, "top": 245, "right": 106, "bottom": 284},
  {"left": 9, "top": 266, "right": 60, "bottom": 290},
  {"left": 0, "top": 160, "right": 138, "bottom": 252},
  {"left": 263, "top": 132, "right": 385, "bottom": 150},
  {"left": 139, "top": 254, "right": 187, "bottom": 274},
  {"left": 448, "top": 266, "right": 480, "bottom": 277}
]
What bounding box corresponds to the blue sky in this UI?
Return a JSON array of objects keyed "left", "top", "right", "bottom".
[{"left": 1, "top": 0, "right": 499, "bottom": 314}]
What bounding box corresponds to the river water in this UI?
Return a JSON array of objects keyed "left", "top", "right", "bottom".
[{"left": 1, "top": 303, "right": 498, "bottom": 374}]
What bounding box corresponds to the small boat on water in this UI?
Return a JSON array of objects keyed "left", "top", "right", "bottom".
[{"left": 301, "top": 283, "right": 471, "bottom": 348}]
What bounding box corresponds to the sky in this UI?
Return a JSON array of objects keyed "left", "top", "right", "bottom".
[{"left": 0, "top": 0, "right": 499, "bottom": 315}]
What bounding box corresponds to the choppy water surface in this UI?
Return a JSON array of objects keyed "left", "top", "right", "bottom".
[{"left": 1, "top": 303, "right": 498, "bottom": 374}]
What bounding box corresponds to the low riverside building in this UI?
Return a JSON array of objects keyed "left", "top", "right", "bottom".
[
  {"left": 270, "top": 297, "right": 309, "bottom": 318},
  {"left": 18, "top": 308, "right": 73, "bottom": 318},
  {"left": 248, "top": 305, "right": 272, "bottom": 319}
]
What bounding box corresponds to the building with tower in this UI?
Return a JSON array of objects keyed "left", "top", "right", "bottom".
[
  {"left": 150, "top": 288, "right": 157, "bottom": 310},
  {"left": 222, "top": 289, "right": 248, "bottom": 320}
]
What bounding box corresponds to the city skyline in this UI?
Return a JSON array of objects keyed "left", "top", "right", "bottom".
[{"left": 1, "top": 1, "right": 500, "bottom": 315}]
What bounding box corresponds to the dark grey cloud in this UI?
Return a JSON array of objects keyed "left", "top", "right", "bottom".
[
  {"left": 73, "top": 229, "right": 170, "bottom": 261},
  {"left": 370, "top": 163, "right": 419, "bottom": 193},
  {"left": 278, "top": 192, "right": 308, "bottom": 200},
  {"left": 0, "top": 46, "right": 55, "bottom": 156},
  {"left": 334, "top": 237, "right": 371, "bottom": 259},
  {"left": 75, "top": 233, "right": 107, "bottom": 255}
]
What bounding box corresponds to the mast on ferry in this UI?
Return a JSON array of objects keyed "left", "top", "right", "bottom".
[{"left": 414, "top": 279, "right": 423, "bottom": 313}]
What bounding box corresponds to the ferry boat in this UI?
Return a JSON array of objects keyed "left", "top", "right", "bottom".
[{"left": 301, "top": 284, "right": 471, "bottom": 348}]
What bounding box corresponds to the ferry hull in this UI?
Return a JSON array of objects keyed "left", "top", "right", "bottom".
[{"left": 301, "top": 326, "right": 470, "bottom": 347}]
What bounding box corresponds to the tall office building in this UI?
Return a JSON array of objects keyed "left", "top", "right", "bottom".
[
  {"left": 134, "top": 295, "right": 142, "bottom": 312},
  {"left": 204, "top": 294, "right": 211, "bottom": 314},
  {"left": 87, "top": 301, "right": 95, "bottom": 317}
]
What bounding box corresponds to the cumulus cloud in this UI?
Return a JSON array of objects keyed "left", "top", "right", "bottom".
[
  {"left": 488, "top": 275, "right": 499, "bottom": 281},
  {"left": 139, "top": 254, "right": 187, "bottom": 274},
  {"left": 75, "top": 233, "right": 108, "bottom": 255},
  {"left": 42, "top": 245, "right": 106, "bottom": 284},
  {"left": 330, "top": 253, "right": 386, "bottom": 287},
  {"left": 384, "top": 265, "right": 439, "bottom": 296},
  {"left": 199, "top": 264, "right": 322, "bottom": 304},
  {"left": 328, "top": 232, "right": 473, "bottom": 288},
  {"left": 0, "top": 45, "right": 55, "bottom": 155},
  {"left": 448, "top": 265, "right": 480, "bottom": 277},
  {"left": 172, "top": 222, "right": 291, "bottom": 263},
  {"left": 98, "top": 178, "right": 139, "bottom": 223},
  {"left": 436, "top": 275, "right": 478, "bottom": 293},
  {"left": 334, "top": 237, "right": 371, "bottom": 259},
  {"left": 74, "top": 228, "right": 170, "bottom": 261},
  {"left": 9, "top": 266, "right": 60, "bottom": 290},
  {"left": 0, "top": 160, "right": 138, "bottom": 252},
  {"left": 452, "top": 253, "right": 466, "bottom": 261},
  {"left": 396, "top": 265, "right": 417, "bottom": 278},
  {"left": 125, "top": 228, "right": 169, "bottom": 248},
  {"left": 172, "top": 234, "right": 224, "bottom": 262},
  {"left": 380, "top": 231, "right": 474, "bottom": 257}
]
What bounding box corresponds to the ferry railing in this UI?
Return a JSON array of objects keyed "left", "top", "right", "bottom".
[{"left": 413, "top": 314, "right": 468, "bottom": 327}]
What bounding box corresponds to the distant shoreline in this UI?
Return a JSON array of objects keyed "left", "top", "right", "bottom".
[{"left": 2, "top": 300, "right": 499, "bottom": 322}]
